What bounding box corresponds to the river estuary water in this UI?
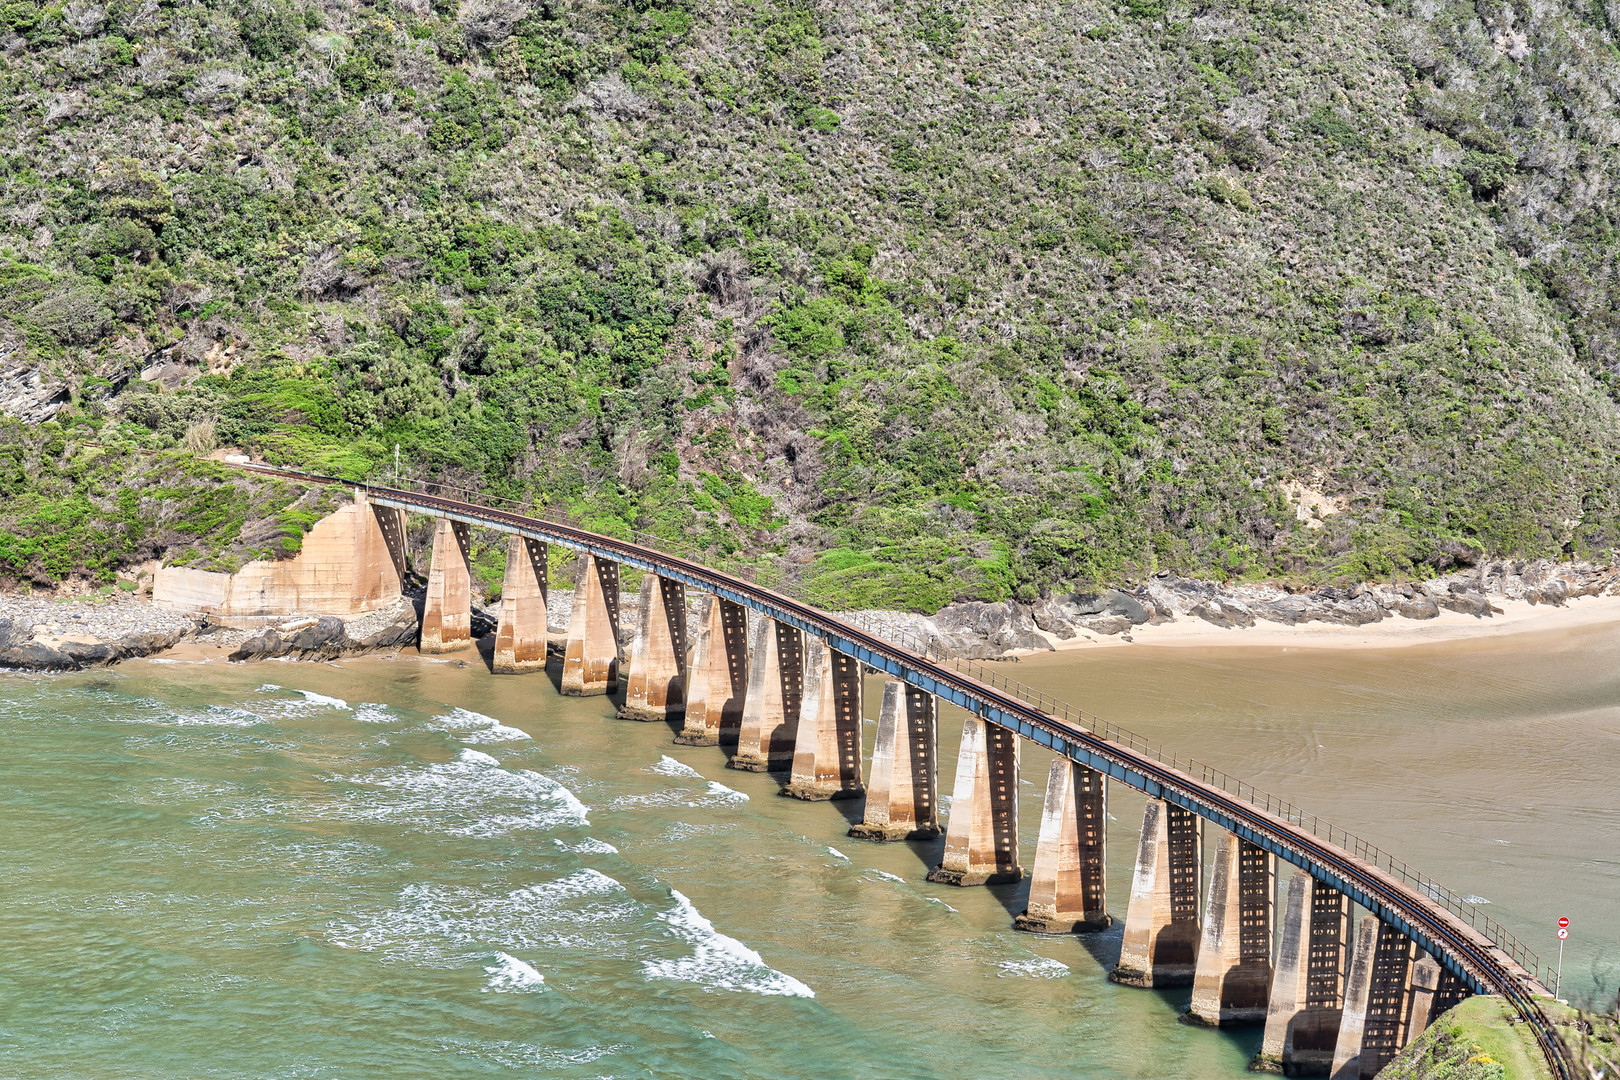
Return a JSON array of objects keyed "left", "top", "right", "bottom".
[{"left": 0, "top": 620, "right": 1615, "bottom": 1080}]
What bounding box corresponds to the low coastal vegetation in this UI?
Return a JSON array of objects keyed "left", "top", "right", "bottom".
[
  {"left": 1382, "top": 995, "right": 1620, "bottom": 1080},
  {"left": 3, "top": 0, "right": 1620, "bottom": 609}
]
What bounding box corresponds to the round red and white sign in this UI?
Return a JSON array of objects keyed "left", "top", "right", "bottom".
[
  {"left": 1558, "top": 928, "right": 1569, "bottom": 940},
  {"left": 1559, "top": 916, "right": 1570, "bottom": 929}
]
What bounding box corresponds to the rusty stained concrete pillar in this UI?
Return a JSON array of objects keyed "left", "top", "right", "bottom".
[
  {"left": 561, "top": 553, "right": 621, "bottom": 696},
  {"left": 419, "top": 518, "right": 472, "bottom": 653},
  {"left": 492, "top": 535, "right": 547, "bottom": 674},
  {"left": 620, "top": 574, "right": 688, "bottom": 722},
  {"left": 849, "top": 680, "right": 939, "bottom": 841},
  {"left": 674, "top": 594, "right": 748, "bottom": 746},
  {"left": 1429, "top": 967, "right": 1470, "bottom": 1020},
  {"left": 927, "top": 717, "right": 1022, "bottom": 886},
  {"left": 1352, "top": 922, "right": 1423, "bottom": 1078},
  {"left": 1402, "top": 957, "right": 1441, "bottom": 1051},
  {"left": 1111, "top": 798, "right": 1203, "bottom": 988},
  {"left": 1187, "top": 832, "right": 1276, "bottom": 1026},
  {"left": 1331, "top": 915, "right": 1383, "bottom": 1080},
  {"left": 1014, "top": 759, "right": 1109, "bottom": 933},
  {"left": 785, "top": 637, "right": 864, "bottom": 800},
  {"left": 729, "top": 615, "right": 803, "bottom": 773},
  {"left": 1253, "top": 872, "right": 1352, "bottom": 1074}
]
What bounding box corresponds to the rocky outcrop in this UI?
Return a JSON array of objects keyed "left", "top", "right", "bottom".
[
  {"left": 0, "top": 364, "right": 70, "bottom": 423},
  {"left": 228, "top": 600, "right": 424, "bottom": 661},
  {"left": 0, "top": 615, "right": 193, "bottom": 670},
  {"left": 1033, "top": 589, "right": 1153, "bottom": 638}
]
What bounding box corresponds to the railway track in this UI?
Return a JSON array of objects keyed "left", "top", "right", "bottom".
[{"left": 237, "top": 463, "right": 1575, "bottom": 1078}]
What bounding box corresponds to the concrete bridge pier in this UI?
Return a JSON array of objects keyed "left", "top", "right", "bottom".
[
  {"left": 561, "top": 553, "right": 621, "bottom": 696},
  {"left": 420, "top": 518, "right": 472, "bottom": 653},
  {"left": 1430, "top": 967, "right": 1470, "bottom": 1018},
  {"left": 675, "top": 594, "right": 748, "bottom": 746},
  {"left": 1014, "top": 759, "right": 1109, "bottom": 933},
  {"left": 849, "top": 680, "right": 939, "bottom": 841},
  {"left": 1111, "top": 799, "right": 1203, "bottom": 988},
  {"left": 1187, "top": 832, "right": 1275, "bottom": 1025},
  {"left": 1253, "top": 872, "right": 1351, "bottom": 1074},
  {"left": 1330, "top": 919, "right": 1435, "bottom": 1079},
  {"left": 786, "top": 637, "right": 864, "bottom": 800},
  {"left": 620, "top": 574, "right": 687, "bottom": 722},
  {"left": 927, "top": 718, "right": 1022, "bottom": 886},
  {"left": 730, "top": 615, "right": 804, "bottom": 773},
  {"left": 492, "top": 535, "right": 547, "bottom": 674}
]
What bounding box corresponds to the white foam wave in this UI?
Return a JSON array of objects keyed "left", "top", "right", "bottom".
[
  {"left": 650, "top": 755, "right": 702, "bottom": 778},
  {"left": 354, "top": 704, "right": 392, "bottom": 724},
  {"left": 867, "top": 869, "right": 906, "bottom": 883},
  {"left": 332, "top": 759, "right": 590, "bottom": 835},
  {"left": 330, "top": 870, "right": 638, "bottom": 960},
  {"left": 826, "top": 846, "right": 849, "bottom": 861},
  {"left": 928, "top": 897, "right": 957, "bottom": 912},
  {"left": 429, "top": 706, "right": 531, "bottom": 744},
  {"left": 554, "top": 837, "right": 619, "bottom": 855},
  {"left": 1461, "top": 894, "right": 1492, "bottom": 905},
  {"left": 642, "top": 890, "right": 815, "bottom": 998},
  {"left": 998, "top": 957, "right": 1070, "bottom": 979},
  {"left": 484, "top": 952, "right": 545, "bottom": 992},
  {"left": 611, "top": 781, "right": 748, "bottom": 810},
  {"left": 257, "top": 684, "right": 349, "bottom": 709}
]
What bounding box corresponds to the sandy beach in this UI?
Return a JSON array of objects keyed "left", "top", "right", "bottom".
[{"left": 1027, "top": 592, "right": 1620, "bottom": 653}]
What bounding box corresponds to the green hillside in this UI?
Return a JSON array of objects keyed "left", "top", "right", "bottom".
[{"left": 3, "top": 0, "right": 1620, "bottom": 605}]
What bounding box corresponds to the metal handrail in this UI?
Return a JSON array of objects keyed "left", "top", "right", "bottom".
[{"left": 367, "top": 469, "right": 1551, "bottom": 986}]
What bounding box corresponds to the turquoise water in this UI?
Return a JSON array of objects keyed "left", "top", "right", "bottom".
[
  {"left": 0, "top": 657, "right": 1252, "bottom": 1080},
  {"left": 4, "top": 622, "right": 1614, "bottom": 1078}
]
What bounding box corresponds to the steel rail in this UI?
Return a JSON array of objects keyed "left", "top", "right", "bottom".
[{"left": 235, "top": 463, "right": 1573, "bottom": 1078}]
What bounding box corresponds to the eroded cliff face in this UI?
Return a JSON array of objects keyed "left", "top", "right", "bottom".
[{"left": 0, "top": 365, "right": 68, "bottom": 424}]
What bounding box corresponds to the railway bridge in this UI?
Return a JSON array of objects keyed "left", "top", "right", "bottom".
[{"left": 207, "top": 466, "right": 1569, "bottom": 1079}]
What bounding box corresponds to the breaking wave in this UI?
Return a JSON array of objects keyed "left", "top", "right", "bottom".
[{"left": 642, "top": 890, "right": 815, "bottom": 998}]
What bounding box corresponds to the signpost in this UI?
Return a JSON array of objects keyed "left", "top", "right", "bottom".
[{"left": 1555, "top": 917, "right": 1569, "bottom": 999}]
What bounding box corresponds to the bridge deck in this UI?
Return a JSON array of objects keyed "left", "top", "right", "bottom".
[{"left": 236, "top": 464, "right": 1572, "bottom": 1078}]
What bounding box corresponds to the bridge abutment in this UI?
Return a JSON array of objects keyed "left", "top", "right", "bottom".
[
  {"left": 1112, "top": 799, "right": 1203, "bottom": 987},
  {"left": 1187, "top": 832, "right": 1274, "bottom": 1025},
  {"left": 1254, "top": 872, "right": 1350, "bottom": 1074},
  {"left": 420, "top": 518, "right": 472, "bottom": 653},
  {"left": 492, "top": 535, "right": 547, "bottom": 674},
  {"left": 927, "top": 717, "right": 1022, "bottom": 886},
  {"left": 620, "top": 574, "right": 687, "bottom": 722},
  {"left": 730, "top": 615, "right": 804, "bottom": 773},
  {"left": 1015, "top": 759, "right": 1108, "bottom": 933},
  {"left": 675, "top": 594, "right": 748, "bottom": 746},
  {"left": 561, "top": 554, "right": 621, "bottom": 696},
  {"left": 849, "top": 680, "right": 939, "bottom": 841},
  {"left": 785, "top": 637, "right": 864, "bottom": 800}
]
